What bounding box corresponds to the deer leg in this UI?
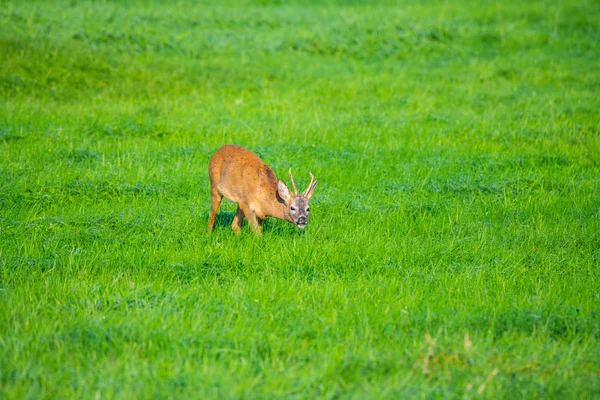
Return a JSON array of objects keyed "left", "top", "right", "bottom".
[
  {"left": 249, "top": 215, "right": 262, "bottom": 235},
  {"left": 231, "top": 205, "right": 245, "bottom": 235},
  {"left": 256, "top": 218, "right": 266, "bottom": 235},
  {"left": 207, "top": 188, "right": 223, "bottom": 233},
  {"left": 240, "top": 203, "right": 261, "bottom": 235}
]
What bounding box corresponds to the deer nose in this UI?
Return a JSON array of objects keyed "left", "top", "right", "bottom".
[{"left": 298, "top": 216, "right": 307, "bottom": 224}]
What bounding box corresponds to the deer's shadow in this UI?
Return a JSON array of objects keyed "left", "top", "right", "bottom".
[
  {"left": 212, "top": 211, "right": 235, "bottom": 228},
  {"left": 209, "top": 211, "right": 301, "bottom": 235}
]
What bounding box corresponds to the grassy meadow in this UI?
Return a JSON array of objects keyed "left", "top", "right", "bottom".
[{"left": 1, "top": 0, "right": 599, "bottom": 398}]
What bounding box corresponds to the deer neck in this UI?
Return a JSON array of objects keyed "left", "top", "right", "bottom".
[
  {"left": 260, "top": 172, "right": 292, "bottom": 223},
  {"left": 264, "top": 196, "right": 291, "bottom": 222}
]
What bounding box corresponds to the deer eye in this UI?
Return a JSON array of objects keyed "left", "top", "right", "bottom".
[
  {"left": 290, "top": 206, "right": 296, "bottom": 211},
  {"left": 307, "top": 208, "right": 310, "bottom": 212}
]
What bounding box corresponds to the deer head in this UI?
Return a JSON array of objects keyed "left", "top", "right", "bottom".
[{"left": 276, "top": 168, "right": 318, "bottom": 228}]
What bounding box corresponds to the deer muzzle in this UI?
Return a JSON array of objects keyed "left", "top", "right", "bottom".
[{"left": 296, "top": 216, "right": 307, "bottom": 228}]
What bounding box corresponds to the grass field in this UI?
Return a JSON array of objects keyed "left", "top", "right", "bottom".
[{"left": 1, "top": 0, "right": 599, "bottom": 398}]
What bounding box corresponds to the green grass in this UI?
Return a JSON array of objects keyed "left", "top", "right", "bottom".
[{"left": 1, "top": 0, "right": 599, "bottom": 398}]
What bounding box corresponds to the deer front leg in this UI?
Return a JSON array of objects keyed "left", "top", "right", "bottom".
[
  {"left": 231, "top": 205, "right": 245, "bottom": 235},
  {"left": 241, "top": 203, "right": 262, "bottom": 235}
]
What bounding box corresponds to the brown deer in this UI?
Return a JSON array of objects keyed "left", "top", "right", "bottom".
[{"left": 207, "top": 144, "right": 317, "bottom": 235}]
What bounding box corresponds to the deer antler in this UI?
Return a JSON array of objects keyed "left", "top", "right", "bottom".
[
  {"left": 288, "top": 168, "right": 298, "bottom": 194},
  {"left": 302, "top": 172, "right": 316, "bottom": 197}
]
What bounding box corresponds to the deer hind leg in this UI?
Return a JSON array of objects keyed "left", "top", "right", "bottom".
[
  {"left": 207, "top": 187, "right": 223, "bottom": 233},
  {"left": 231, "top": 205, "right": 245, "bottom": 235}
]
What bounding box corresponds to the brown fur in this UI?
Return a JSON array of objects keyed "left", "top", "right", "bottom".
[{"left": 207, "top": 144, "right": 316, "bottom": 235}]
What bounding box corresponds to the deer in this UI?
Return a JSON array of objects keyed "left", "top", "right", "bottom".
[{"left": 207, "top": 144, "right": 318, "bottom": 235}]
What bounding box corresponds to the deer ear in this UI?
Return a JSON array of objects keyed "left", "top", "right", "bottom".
[{"left": 277, "top": 179, "right": 292, "bottom": 202}]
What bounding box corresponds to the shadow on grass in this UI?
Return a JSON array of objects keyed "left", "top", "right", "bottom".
[
  {"left": 212, "top": 211, "right": 235, "bottom": 229},
  {"left": 209, "top": 211, "right": 305, "bottom": 236}
]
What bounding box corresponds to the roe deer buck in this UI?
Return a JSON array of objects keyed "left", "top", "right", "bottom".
[{"left": 207, "top": 144, "right": 317, "bottom": 235}]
